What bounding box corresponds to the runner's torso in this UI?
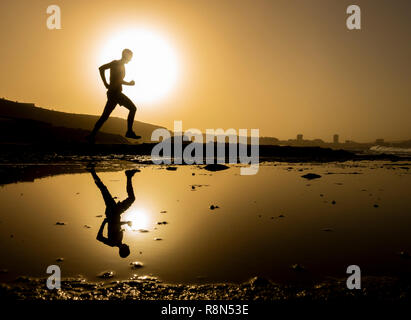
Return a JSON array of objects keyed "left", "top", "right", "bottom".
[{"left": 109, "top": 60, "right": 125, "bottom": 92}]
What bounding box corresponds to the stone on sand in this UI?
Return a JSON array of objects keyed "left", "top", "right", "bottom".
[{"left": 301, "top": 173, "right": 322, "bottom": 180}]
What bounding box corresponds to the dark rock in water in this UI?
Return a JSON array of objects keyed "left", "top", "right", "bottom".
[
  {"left": 373, "top": 204, "right": 379, "bottom": 208},
  {"left": 192, "top": 173, "right": 195, "bottom": 176},
  {"left": 130, "top": 261, "right": 144, "bottom": 269},
  {"left": 291, "top": 264, "right": 305, "bottom": 272},
  {"left": 137, "top": 229, "right": 149, "bottom": 233},
  {"left": 160, "top": 210, "right": 167, "bottom": 214},
  {"left": 84, "top": 225, "right": 91, "bottom": 229},
  {"left": 209, "top": 205, "right": 220, "bottom": 210},
  {"left": 203, "top": 164, "right": 229, "bottom": 172},
  {"left": 97, "top": 271, "right": 115, "bottom": 279},
  {"left": 157, "top": 221, "right": 168, "bottom": 225},
  {"left": 154, "top": 237, "right": 163, "bottom": 241},
  {"left": 55, "top": 222, "right": 66, "bottom": 226},
  {"left": 322, "top": 228, "right": 333, "bottom": 232},
  {"left": 331, "top": 200, "right": 336, "bottom": 205},
  {"left": 278, "top": 214, "right": 285, "bottom": 218},
  {"left": 95, "top": 215, "right": 103, "bottom": 217},
  {"left": 301, "top": 173, "right": 321, "bottom": 180},
  {"left": 166, "top": 167, "right": 177, "bottom": 171},
  {"left": 56, "top": 257, "right": 64, "bottom": 262}
]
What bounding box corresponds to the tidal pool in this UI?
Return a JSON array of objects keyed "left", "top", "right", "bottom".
[{"left": 0, "top": 161, "right": 410, "bottom": 284}]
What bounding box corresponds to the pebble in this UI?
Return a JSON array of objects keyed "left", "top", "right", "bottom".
[
  {"left": 130, "top": 261, "right": 144, "bottom": 269},
  {"left": 97, "top": 271, "right": 115, "bottom": 279},
  {"left": 301, "top": 173, "right": 321, "bottom": 180},
  {"left": 203, "top": 164, "right": 229, "bottom": 172}
]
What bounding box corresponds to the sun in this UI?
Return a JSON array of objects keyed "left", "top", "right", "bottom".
[{"left": 98, "top": 28, "right": 179, "bottom": 104}]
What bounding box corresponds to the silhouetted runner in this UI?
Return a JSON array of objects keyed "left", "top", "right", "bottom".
[
  {"left": 87, "top": 49, "right": 141, "bottom": 143},
  {"left": 88, "top": 166, "right": 139, "bottom": 258}
]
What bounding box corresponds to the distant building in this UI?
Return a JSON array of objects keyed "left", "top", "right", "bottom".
[
  {"left": 333, "top": 134, "right": 339, "bottom": 144},
  {"left": 297, "top": 134, "right": 303, "bottom": 142}
]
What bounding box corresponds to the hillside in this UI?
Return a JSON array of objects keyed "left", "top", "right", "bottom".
[{"left": 0, "top": 98, "right": 166, "bottom": 143}]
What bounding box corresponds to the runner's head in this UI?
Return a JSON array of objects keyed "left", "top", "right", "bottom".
[
  {"left": 119, "top": 243, "right": 130, "bottom": 258},
  {"left": 122, "top": 49, "right": 133, "bottom": 63}
]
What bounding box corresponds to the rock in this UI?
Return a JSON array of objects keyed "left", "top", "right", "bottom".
[
  {"left": 157, "top": 221, "right": 168, "bottom": 225},
  {"left": 166, "top": 167, "right": 177, "bottom": 171},
  {"left": 209, "top": 205, "right": 220, "bottom": 210},
  {"left": 278, "top": 214, "right": 285, "bottom": 218},
  {"left": 331, "top": 200, "right": 336, "bottom": 205},
  {"left": 154, "top": 237, "right": 163, "bottom": 241},
  {"left": 84, "top": 225, "right": 91, "bottom": 229},
  {"left": 55, "top": 222, "right": 66, "bottom": 226},
  {"left": 203, "top": 164, "right": 229, "bottom": 172},
  {"left": 56, "top": 258, "right": 64, "bottom": 262},
  {"left": 373, "top": 204, "right": 379, "bottom": 208},
  {"left": 301, "top": 173, "right": 321, "bottom": 180},
  {"left": 160, "top": 211, "right": 167, "bottom": 213},
  {"left": 322, "top": 228, "right": 333, "bottom": 232},
  {"left": 97, "top": 270, "right": 115, "bottom": 279},
  {"left": 137, "top": 229, "right": 149, "bottom": 233},
  {"left": 130, "top": 261, "right": 144, "bottom": 269},
  {"left": 95, "top": 215, "right": 103, "bottom": 217}
]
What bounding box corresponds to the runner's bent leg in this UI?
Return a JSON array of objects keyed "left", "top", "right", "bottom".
[
  {"left": 90, "top": 98, "right": 117, "bottom": 136},
  {"left": 119, "top": 93, "right": 136, "bottom": 132}
]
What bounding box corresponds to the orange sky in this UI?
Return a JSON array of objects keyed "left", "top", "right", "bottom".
[{"left": 0, "top": 0, "right": 410, "bottom": 142}]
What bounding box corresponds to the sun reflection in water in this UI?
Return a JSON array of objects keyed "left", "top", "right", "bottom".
[{"left": 123, "top": 208, "right": 151, "bottom": 231}]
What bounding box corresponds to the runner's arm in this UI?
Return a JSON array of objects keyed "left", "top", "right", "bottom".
[
  {"left": 99, "top": 62, "right": 113, "bottom": 89},
  {"left": 122, "top": 80, "right": 135, "bottom": 86}
]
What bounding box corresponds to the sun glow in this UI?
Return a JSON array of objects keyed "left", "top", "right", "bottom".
[
  {"left": 99, "top": 28, "right": 179, "bottom": 104},
  {"left": 123, "top": 208, "right": 151, "bottom": 231}
]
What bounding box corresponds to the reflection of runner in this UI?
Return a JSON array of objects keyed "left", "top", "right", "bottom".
[
  {"left": 88, "top": 49, "right": 141, "bottom": 143},
  {"left": 88, "top": 167, "right": 139, "bottom": 258}
]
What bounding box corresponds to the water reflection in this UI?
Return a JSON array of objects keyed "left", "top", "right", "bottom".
[
  {"left": 89, "top": 166, "right": 139, "bottom": 258},
  {"left": 0, "top": 163, "right": 410, "bottom": 284}
]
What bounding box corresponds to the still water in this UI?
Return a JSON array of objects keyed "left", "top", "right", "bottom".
[{"left": 0, "top": 162, "right": 410, "bottom": 284}]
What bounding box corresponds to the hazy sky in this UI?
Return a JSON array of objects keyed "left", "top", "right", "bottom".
[{"left": 0, "top": 0, "right": 410, "bottom": 142}]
